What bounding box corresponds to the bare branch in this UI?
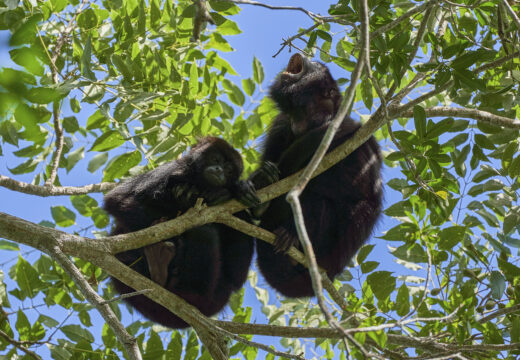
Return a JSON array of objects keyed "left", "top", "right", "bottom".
[
  {"left": 478, "top": 303, "right": 520, "bottom": 324},
  {"left": 226, "top": 0, "right": 322, "bottom": 21},
  {"left": 0, "top": 330, "right": 41, "bottom": 360},
  {"left": 398, "top": 106, "right": 520, "bottom": 129},
  {"left": 0, "top": 175, "right": 116, "bottom": 196},
  {"left": 45, "top": 0, "right": 89, "bottom": 186}
]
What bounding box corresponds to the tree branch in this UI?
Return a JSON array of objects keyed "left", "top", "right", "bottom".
[
  {"left": 49, "top": 246, "right": 142, "bottom": 360},
  {"left": 0, "top": 175, "right": 116, "bottom": 196},
  {"left": 398, "top": 106, "right": 520, "bottom": 129}
]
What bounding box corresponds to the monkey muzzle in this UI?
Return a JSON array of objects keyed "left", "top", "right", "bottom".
[{"left": 203, "top": 166, "right": 227, "bottom": 187}]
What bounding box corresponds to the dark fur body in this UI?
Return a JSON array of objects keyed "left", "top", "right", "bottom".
[
  {"left": 252, "top": 55, "right": 383, "bottom": 298},
  {"left": 104, "top": 137, "right": 255, "bottom": 328}
]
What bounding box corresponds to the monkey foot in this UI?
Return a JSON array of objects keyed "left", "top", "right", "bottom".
[{"left": 143, "top": 241, "right": 176, "bottom": 286}]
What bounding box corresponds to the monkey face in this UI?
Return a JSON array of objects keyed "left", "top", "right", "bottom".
[
  {"left": 269, "top": 53, "right": 342, "bottom": 135},
  {"left": 201, "top": 151, "right": 235, "bottom": 188}
]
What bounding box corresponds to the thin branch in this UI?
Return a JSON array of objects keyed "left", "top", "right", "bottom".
[
  {"left": 99, "top": 289, "right": 152, "bottom": 305},
  {"left": 398, "top": 106, "right": 520, "bottom": 129},
  {"left": 49, "top": 247, "right": 142, "bottom": 360},
  {"left": 45, "top": 0, "right": 89, "bottom": 186},
  {"left": 0, "top": 176, "right": 116, "bottom": 196},
  {"left": 501, "top": 0, "right": 520, "bottom": 30},
  {"left": 273, "top": 22, "right": 320, "bottom": 58},
  {"left": 0, "top": 330, "right": 41, "bottom": 360},
  {"left": 286, "top": 1, "right": 377, "bottom": 358},
  {"left": 227, "top": 0, "right": 322, "bottom": 21},
  {"left": 478, "top": 303, "right": 520, "bottom": 323},
  {"left": 372, "top": 0, "right": 440, "bottom": 37}
]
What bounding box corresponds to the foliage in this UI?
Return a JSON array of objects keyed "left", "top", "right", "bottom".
[{"left": 0, "top": 0, "right": 520, "bottom": 359}]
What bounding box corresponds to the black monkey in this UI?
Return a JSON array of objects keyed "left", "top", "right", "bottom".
[
  {"left": 250, "top": 54, "right": 383, "bottom": 298},
  {"left": 103, "top": 137, "right": 259, "bottom": 328}
]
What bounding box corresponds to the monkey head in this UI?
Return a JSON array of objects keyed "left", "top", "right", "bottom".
[
  {"left": 269, "top": 53, "right": 342, "bottom": 136},
  {"left": 189, "top": 137, "right": 244, "bottom": 189}
]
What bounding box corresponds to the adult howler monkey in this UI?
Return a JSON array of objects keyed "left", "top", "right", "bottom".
[
  {"left": 250, "top": 54, "right": 383, "bottom": 298},
  {"left": 103, "top": 137, "right": 259, "bottom": 328}
]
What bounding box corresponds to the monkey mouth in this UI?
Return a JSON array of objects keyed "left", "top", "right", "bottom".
[{"left": 284, "top": 53, "right": 304, "bottom": 75}]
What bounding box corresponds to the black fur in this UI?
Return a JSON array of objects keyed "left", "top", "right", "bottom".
[
  {"left": 250, "top": 54, "right": 383, "bottom": 298},
  {"left": 104, "top": 137, "right": 258, "bottom": 328}
]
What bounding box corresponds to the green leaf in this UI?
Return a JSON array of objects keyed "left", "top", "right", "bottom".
[
  {"left": 10, "top": 14, "right": 42, "bottom": 46},
  {"left": 88, "top": 152, "right": 109, "bottom": 173},
  {"left": 0, "top": 240, "right": 19, "bottom": 251},
  {"left": 413, "top": 105, "right": 426, "bottom": 138},
  {"left": 64, "top": 146, "right": 84, "bottom": 172},
  {"left": 489, "top": 271, "right": 505, "bottom": 300},
  {"left": 89, "top": 131, "right": 125, "bottom": 152},
  {"left": 63, "top": 116, "right": 79, "bottom": 133},
  {"left": 103, "top": 150, "right": 141, "bottom": 181},
  {"left": 439, "top": 226, "right": 466, "bottom": 250},
  {"left": 92, "top": 207, "right": 109, "bottom": 228},
  {"left": 71, "top": 195, "right": 98, "bottom": 217},
  {"left": 223, "top": 79, "right": 245, "bottom": 106},
  {"left": 86, "top": 110, "right": 109, "bottom": 130},
  {"left": 25, "top": 87, "right": 62, "bottom": 104},
  {"left": 15, "top": 257, "right": 44, "bottom": 299},
  {"left": 367, "top": 271, "right": 396, "bottom": 301},
  {"left": 81, "top": 35, "right": 96, "bottom": 80},
  {"left": 61, "top": 324, "right": 95, "bottom": 343},
  {"left": 252, "top": 56, "right": 264, "bottom": 84},
  {"left": 242, "top": 78, "right": 255, "bottom": 96},
  {"left": 189, "top": 61, "right": 199, "bottom": 96},
  {"left": 9, "top": 47, "right": 44, "bottom": 75},
  {"left": 51, "top": 206, "right": 76, "bottom": 227},
  {"left": 78, "top": 8, "right": 98, "bottom": 30},
  {"left": 395, "top": 284, "right": 410, "bottom": 317}
]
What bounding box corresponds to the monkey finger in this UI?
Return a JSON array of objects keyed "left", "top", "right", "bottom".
[{"left": 262, "top": 161, "right": 280, "bottom": 183}]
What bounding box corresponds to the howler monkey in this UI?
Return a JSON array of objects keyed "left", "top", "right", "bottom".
[
  {"left": 103, "top": 137, "right": 259, "bottom": 328},
  {"left": 250, "top": 54, "right": 383, "bottom": 298}
]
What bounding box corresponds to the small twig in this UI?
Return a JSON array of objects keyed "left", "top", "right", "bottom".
[
  {"left": 99, "top": 289, "right": 152, "bottom": 305},
  {"left": 227, "top": 0, "right": 322, "bottom": 21},
  {"left": 273, "top": 22, "right": 321, "bottom": 58},
  {"left": 0, "top": 330, "right": 42, "bottom": 360}
]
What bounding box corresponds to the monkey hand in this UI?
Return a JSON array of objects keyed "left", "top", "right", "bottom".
[
  {"left": 249, "top": 161, "right": 280, "bottom": 190},
  {"left": 172, "top": 183, "right": 200, "bottom": 209},
  {"left": 234, "top": 180, "right": 261, "bottom": 208},
  {"left": 143, "top": 241, "right": 176, "bottom": 287},
  {"left": 273, "top": 227, "right": 298, "bottom": 253}
]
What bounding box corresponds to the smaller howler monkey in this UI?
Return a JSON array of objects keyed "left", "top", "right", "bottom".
[
  {"left": 103, "top": 137, "right": 259, "bottom": 328},
  {"left": 250, "top": 54, "right": 383, "bottom": 298}
]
